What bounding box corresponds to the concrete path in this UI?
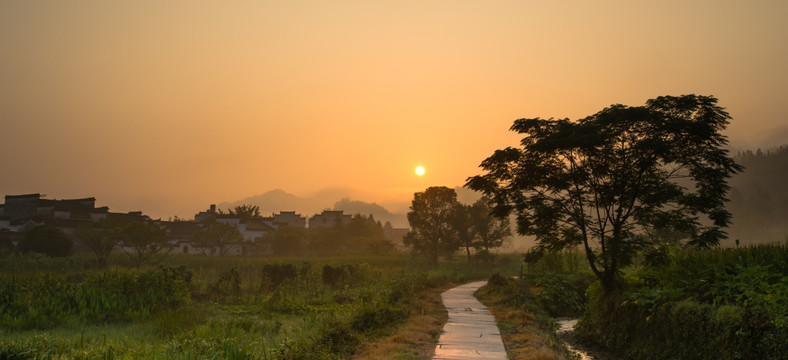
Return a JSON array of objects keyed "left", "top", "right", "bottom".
[{"left": 433, "top": 281, "right": 508, "bottom": 359}]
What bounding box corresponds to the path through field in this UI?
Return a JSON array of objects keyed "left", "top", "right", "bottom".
[{"left": 433, "top": 281, "right": 508, "bottom": 359}]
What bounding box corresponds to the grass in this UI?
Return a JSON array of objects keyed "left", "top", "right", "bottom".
[
  {"left": 1, "top": 252, "right": 522, "bottom": 359},
  {"left": 352, "top": 284, "right": 451, "bottom": 359},
  {"left": 475, "top": 275, "right": 576, "bottom": 360}
]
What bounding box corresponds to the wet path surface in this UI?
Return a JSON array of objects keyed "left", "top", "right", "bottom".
[{"left": 433, "top": 281, "right": 508, "bottom": 360}]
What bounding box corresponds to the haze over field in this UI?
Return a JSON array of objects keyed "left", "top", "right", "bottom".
[{"left": 1, "top": 1, "right": 787, "bottom": 220}]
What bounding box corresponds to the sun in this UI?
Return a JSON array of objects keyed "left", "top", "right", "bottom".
[{"left": 415, "top": 166, "right": 425, "bottom": 176}]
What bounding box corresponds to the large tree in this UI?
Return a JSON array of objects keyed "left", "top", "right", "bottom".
[
  {"left": 404, "top": 186, "right": 461, "bottom": 263},
  {"left": 467, "top": 95, "right": 742, "bottom": 290}
]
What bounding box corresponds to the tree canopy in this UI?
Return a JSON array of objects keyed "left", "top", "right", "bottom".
[
  {"left": 191, "top": 219, "right": 244, "bottom": 256},
  {"left": 18, "top": 225, "right": 72, "bottom": 257},
  {"left": 467, "top": 95, "right": 742, "bottom": 289},
  {"left": 405, "top": 186, "right": 461, "bottom": 263},
  {"left": 118, "top": 221, "right": 170, "bottom": 267},
  {"left": 74, "top": 220, "right": 117, "bottom": 268}
]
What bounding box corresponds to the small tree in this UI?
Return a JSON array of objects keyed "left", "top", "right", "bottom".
[
  {"left": 469, "top": 198, "right": 511, "bottom": 261},
  {"left": 18, "top": 225, "right": 72, "bottom": 257},
  {"left": 467, "top": 95, "right": 742, "bottom": 290},
  {"left": 404, "top": 186, "right": 461, "bottom": 263},
  {"left": 227, "top": 204, "right": 261, "bottom": 219},
  {"left": 449, "top": 203, "right": 476, "bottom": 263},
  {"left": 191, "top": 219, "right": 243, "bottom": 256},
  {"left": 74, "top": 221, "right": 117, "bottom": 268},
  {"left": 118, "top": 221, "right": 170, "bottom": 267}
]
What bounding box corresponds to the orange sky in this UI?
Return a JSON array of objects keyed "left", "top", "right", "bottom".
[{"left": 2, "top": 1, "right": 787, "bottom": 219}]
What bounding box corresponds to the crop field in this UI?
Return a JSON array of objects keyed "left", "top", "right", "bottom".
[{"left": 0, "top": 253, "right": 520, "bottom": 359}]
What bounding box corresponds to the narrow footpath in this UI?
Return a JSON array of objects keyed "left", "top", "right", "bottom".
[{"left": 433, "top": 281, "right": 508, "bottom": 360}]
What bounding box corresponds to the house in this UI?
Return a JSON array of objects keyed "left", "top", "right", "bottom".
[
  {"left": 0, "top": 193, "right": 154, "bottom": 248},
  {"left": 308, "top": 210, "right": 352, "bottom": 228},
  {"left": 273, "top": 211, "right": 306, "bottom": 228}
]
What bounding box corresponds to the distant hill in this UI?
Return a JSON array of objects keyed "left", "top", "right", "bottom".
[
  {"left": 216, "top": 189, "right": 327, "bottom": 216},
  {"left": 332, "top": 198, "right": 408, "bottom": 228},
  {"left": 215, "top": 189, "right": 410, "bottom": 228}
]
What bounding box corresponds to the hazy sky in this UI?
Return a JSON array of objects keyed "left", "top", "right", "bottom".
[{"left": 2, "top": 1, "right": 787, "bottom": 219}]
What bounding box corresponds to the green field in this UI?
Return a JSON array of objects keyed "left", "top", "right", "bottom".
[{"left": 0, "top": 253, "right": 520, "bottom": 359}]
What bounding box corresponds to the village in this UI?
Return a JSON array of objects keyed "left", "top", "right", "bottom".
[{"left": 0, "top": 193, "right": 409, "bottom": 256}]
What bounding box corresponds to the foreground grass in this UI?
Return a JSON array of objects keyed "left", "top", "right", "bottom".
[
  {"left": 352, "top": 284, "right": 450, "bottom": 360},
  {"left": 1, "top": 253, "right": 521, "bottom": 359},
  {"left": 475, "top": 275, "right": 576, "bottom": 360}
]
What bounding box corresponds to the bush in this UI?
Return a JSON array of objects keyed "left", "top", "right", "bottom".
[
  {"left": 17, "top": 226, "right": 72, "bottom": 257},
  {"left": 576, "top": 280, "right": 788, "bottom": 359}
]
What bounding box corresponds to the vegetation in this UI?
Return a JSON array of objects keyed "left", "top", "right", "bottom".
[
  {"left": 0, "top": 253, "right": 520, "bottom": 359},
  {"left": 728, "top": 146, "right": 788, "bottom": 244},
  {"left": 74, "top": 221, "right": 117, "bottom": 268},
  {"left": 17, "top": 225, "right": 72, "bottom": 258},
  {"left": 117, "top": 221, "right": 171, "bottom": 267},
  {"left": 477, "top": 274, "right": 589, "bottom": 360},
  {"left": 405, "top": 187, "right": 509, "bottom": 264},
  {"left": 405, "top": 186, "right": 461, "bottom": 263},
  {"left": 468, "top": 94, "right": 742, "bottom": 290},
  {"left": 191, "top": 219, "right": 244, "bottom": 256},
  {"left": 574, "top": 243, "right": 788, "bottom": 359}
]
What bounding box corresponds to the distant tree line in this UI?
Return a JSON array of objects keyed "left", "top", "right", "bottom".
[
  {"left": 262, "top": 214, "right": 394, "bottom": 256},
  {"left": 0, "top": 218, "right": 171, "bottom": 268},
  {"left": 404, "top": 186, "right": 510, "bottom": 264},
  {"left": 727, "top": 145, "right": 788, "bottom": 244}
]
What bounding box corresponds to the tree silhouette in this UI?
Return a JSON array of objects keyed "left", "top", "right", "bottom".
[
  {"left": 405, "top": 186, "right": 460, "bottom": 263},
  {"left": 467, "top": 95, "right": 742, "bottom": 290},
  {"left": 18, "top": 225, "right": 72, "bottom": 257},
  {"left": 74, "top": 220, "right": 117, "bottom": 268},
  {"left": 118, "top": 221, "right": 170, "bottom": 267},
  {"left": 191, "top": 219, "right": 244, "bottom": 256}
]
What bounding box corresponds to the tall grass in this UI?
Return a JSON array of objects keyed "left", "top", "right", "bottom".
[{"left": 0, "top": 253, "right": 521, "bottom": 359}]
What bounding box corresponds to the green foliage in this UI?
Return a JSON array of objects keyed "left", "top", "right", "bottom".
[
  {"left": 467, "top": 94, "right": 742, "bottom": 290},
  {"left": 405, "top": 186, "right": 461, "bottom": 263},
  {"left": 0, "top": 266, "right": 191, "bottom": 330},
  {"left": 118, "top": 221, "right": 170, "bottom": 267},
  {"left": 211, "top": 267, "right": 242, "bottom": 298},
  {"left": 518, "top": 249, "right": 596, "bottom": 316},
  {"left": 0, "top": 254, "right": 522, "bottom": 358},
  {"left": 74, "top": 221, "right": 117, "bottom": 268},
  {"left": 530, "top": 273, "right": 595, "bottom": 317},
  {"left": 190, "top": 219, "right": 244, "bottom": 257},
  {"left": 17, "top": 225, "right": 72, "bottom": 257},
  {"left": 264, "top": 225, "right": 307, "bottom": 256},
  {"left": 261, "top": 263, "right": 300, "bottom": 291},
  {"left": 575, "top": 244, "right": 788, "bottom": 359}
]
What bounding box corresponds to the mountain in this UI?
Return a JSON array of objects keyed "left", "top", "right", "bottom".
[
  {"left": 332, "top": 198, "right": 408, "bottom": 228},
  {"left": 216, "top": 189, "right": 333, "bottom": 217}
]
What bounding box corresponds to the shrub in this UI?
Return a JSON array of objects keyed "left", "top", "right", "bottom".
[
  {"left": 261, "top": 263, "right": 299, "bottom": 291},
  {"left": 17, "top": 226, "right": 72, "bottom": 257}
]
